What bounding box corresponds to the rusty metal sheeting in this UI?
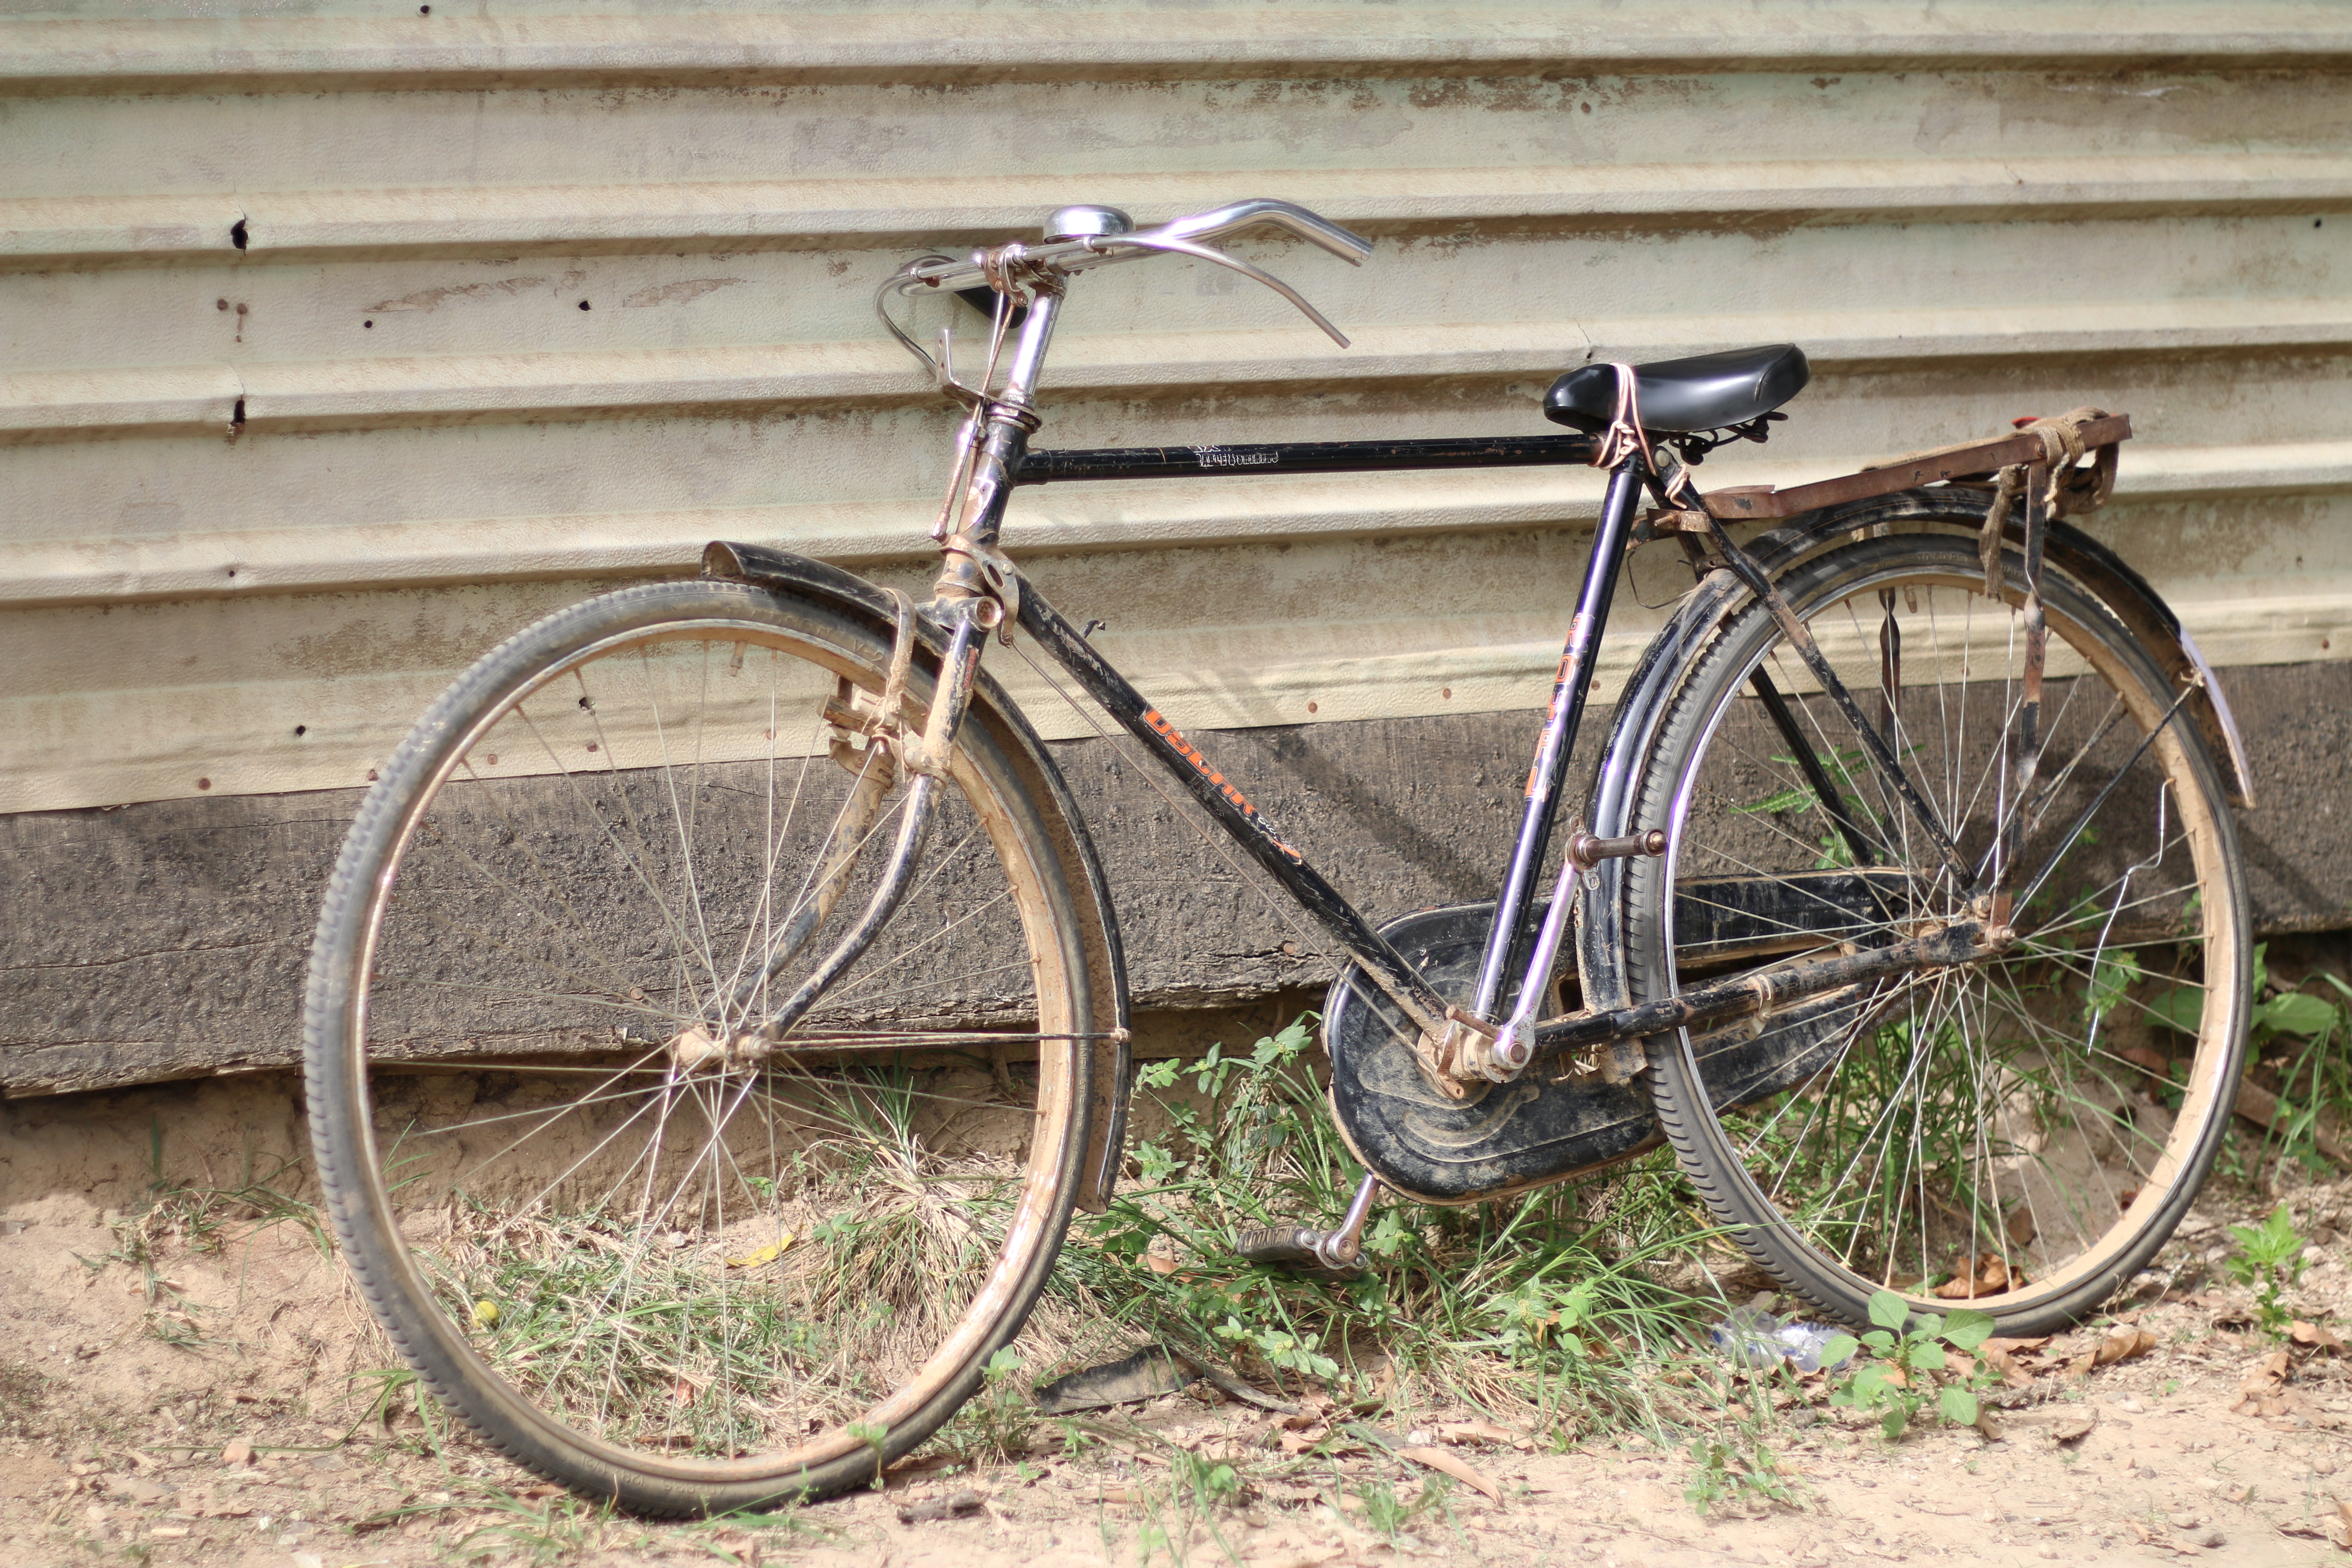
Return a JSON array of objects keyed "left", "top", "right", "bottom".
[{"left": 3, "top": 4, "right": 2351, "bottom": 815}]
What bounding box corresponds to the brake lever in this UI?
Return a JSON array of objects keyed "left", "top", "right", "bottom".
[{"left": 1088, "top": 232, "right": 1353, "bottom": 348}]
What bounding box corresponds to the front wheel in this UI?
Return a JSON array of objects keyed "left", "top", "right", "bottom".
[
  {"left": 303, "top": 578, "right": 1099, "bottom": 1514},
  {"left": 1626, "top": 530, "right": 2249, "bottom": 1334}
]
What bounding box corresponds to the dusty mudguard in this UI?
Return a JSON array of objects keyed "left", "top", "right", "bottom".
[
  {"left": 699, "top": 540, "right": 1134, "bottom": 1212},
  {"left": 1573, "top": 487, "right": 2257, "bottom": 1022}
]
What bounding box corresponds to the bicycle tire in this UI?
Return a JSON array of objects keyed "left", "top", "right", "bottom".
[
  {"left": 1625, "top": 531, "right": 2249, "bottom": 1335},
  {"left": 304, "top": 577, "right": 1097, "bottom": 1514}
]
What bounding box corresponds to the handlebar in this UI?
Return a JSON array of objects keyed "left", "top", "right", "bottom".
[
  {"left": 886, "top": 197, "right": 1371, "bottom": 346},
  {"left": 1154, "top": 199, "right": 1373, "bottom": 265}
]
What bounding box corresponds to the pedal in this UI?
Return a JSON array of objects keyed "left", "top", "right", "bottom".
[
  {"left": 1234, "top": 1224, "right": 1369, "bottom": 1282},
  {"left": 1233, "top": 1175, "right": 1382, "bottom": 1282}
]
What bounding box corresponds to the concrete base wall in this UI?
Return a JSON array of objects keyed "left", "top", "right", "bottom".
[{"left": 3, "top": 661, "right": 2347, "bottom": 1098}]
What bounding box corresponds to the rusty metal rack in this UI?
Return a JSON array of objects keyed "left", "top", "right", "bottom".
[{"left": 1692, "top": 413, "right": 2135, "bottom": 523}]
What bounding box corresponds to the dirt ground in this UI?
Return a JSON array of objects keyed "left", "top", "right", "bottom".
[{"left": 3, "top": 1072, "right": 2349, "bottom": 1568}]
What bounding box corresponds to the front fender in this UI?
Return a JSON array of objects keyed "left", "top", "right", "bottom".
[{"left": 699, "top": 541, "right": 1134, "bottom": 1212}]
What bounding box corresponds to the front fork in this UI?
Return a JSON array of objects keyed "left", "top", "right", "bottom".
[{"left": 676, "top": 288, "right": 1063, "bottom": 1068}]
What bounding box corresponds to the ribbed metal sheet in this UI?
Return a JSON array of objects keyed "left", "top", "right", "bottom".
[{"left": 3, "top": 3, "right": 2349, "bottom": 814}]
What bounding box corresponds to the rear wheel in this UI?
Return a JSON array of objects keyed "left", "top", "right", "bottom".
[
  {"left": 304, "top": 579, "right": 1097, "bottom": 1514},
  {"left": 1626, "top": 531, "right": 2248, "bottom": 1334}
]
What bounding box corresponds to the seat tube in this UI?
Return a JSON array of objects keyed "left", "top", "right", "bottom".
[{"left": 1469, "top": 456, "right": 1646, "bottom": 1019}]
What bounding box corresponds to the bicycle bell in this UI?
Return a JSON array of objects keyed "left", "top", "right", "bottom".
[{"left": 1042, "top": 204, "right": 1134, "bottom": 242}]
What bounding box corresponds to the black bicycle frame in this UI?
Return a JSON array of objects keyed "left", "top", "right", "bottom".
[{"left": 996, "top": 428, "right": 1641, "bottom": 1038}]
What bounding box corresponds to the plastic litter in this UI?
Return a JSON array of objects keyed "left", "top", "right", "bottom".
[{"left": 1708, "top": 1304, "right": 1853, "bottom": 1373}]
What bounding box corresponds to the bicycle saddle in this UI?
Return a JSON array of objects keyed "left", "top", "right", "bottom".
[{"left": 1543, "top": 343, "right": 1809, "bottom": 435}]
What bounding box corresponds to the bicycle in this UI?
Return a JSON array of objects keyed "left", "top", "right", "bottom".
[{"left": 302, "top": 198, "right": 2256, "bottom": 1515}]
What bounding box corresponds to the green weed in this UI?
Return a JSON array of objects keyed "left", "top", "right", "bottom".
[
  {"left": 1348, "top": 1467, "right": 1451, "bottom": 1544},
  {"left": 2224, "top": 1204, "right": 2307, "bottom": 1337},
  {"left": 81, "top": 1121, "right": 328, "bottom": 1295},
  {"left": 1050, "top": 1017, "right": 1709, "bottom": 1447},
  {"left": 1684, "top": 1430, "right": 1804, "bottom": 1515},
  {"left": 1821, "top": 1289, "right": 1996, "bottom": 1440},
  {"left": 934, "top": 1347, "right": 1035, "bottom": 1466}
]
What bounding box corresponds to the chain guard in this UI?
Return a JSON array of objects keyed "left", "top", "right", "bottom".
[{"left": 1326, "top": 901, "right": 1863, "bottom": 1204}]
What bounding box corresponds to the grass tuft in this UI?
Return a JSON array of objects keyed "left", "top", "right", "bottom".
[{"left": 1044, "top": 1016, "right": 1720, "bottom": 1447}]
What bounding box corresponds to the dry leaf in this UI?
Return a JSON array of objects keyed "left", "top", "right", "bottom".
[
  {"left": 2291, "top": 1321, "right": 2347, "bottom": 1354},
  {"left": 1436, "top": 1419, "right": 1517, "bottom": 1447},
  {"left": 2094, "top": 1324, "right": 2160, "bottom": 1366},
  {"left": 1973, "top": 1410, "right": 2006, "bottom": 1442},
  {"left": 1396, "top": 1445, "right": 1501, "bottom": 1502},
  {"left": 2242, "top": 1351, "right": 2292, "bottom": 1397},
  {"left": 1277, "top": 1425, "right": 1327, "bottom": 1456},
  {"left": 707, "top": 1528, "right": 764, "bottom": 1565},
  {"left": 2050, "top": 1412, "right": 2097, "bottom": 1444},
  {"left": 218, "top": 1440, "right": 253, "bottom": 1469},
  {"left": 2125, "top": 1520, "right": 2157, "bottom": 1544},
  {"left": 1144, "top": 1253, "right": 1180, "bottom": 1275},
  {"left": 724, "top": 1233, "right": 796, "bottom": 1270},
  {"left": 1934, "top": 1253, "right": 2027, "bottom": 1299}
]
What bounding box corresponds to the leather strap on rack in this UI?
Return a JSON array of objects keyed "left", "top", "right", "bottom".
[{"left": 1982, "top": 406, "right": 2117, "bottom": 596}]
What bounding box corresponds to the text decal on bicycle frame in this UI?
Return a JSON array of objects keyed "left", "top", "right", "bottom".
[
  {"left": 1143, "top": 708, "right": 1302, "bottom": 861},
  {"left": 1524, "top": 612, "right": 1593, "bottom": 797}
]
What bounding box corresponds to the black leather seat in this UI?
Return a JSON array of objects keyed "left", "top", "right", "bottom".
[{"left": 1544, "top": 343, "right": 1809, "bottom": 435}]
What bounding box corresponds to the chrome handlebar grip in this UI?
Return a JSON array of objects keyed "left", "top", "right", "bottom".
[
  {"left": 879, "top": 197, "right": 1369, "bottom": 379},
  {"left": 1149, "top": 198, "right": 1372, "bottom": 265},
  {"left": 890, "top": 198, "right": 1370, "bottom": 294}
]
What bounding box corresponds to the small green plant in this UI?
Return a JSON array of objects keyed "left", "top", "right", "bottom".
[
  {"left": 935, "top": 1347, "right": 1033, "bottom": 1464},
  {"left": 1354, "top": 1473, "right": 1448, "bottom": 1542},
  {"left": 1685, "top": 1431, "right": 1804, "bottom": 1515},
  {"left": 2224, "top": 1203, "right": 2307, "bottom": 1336},
  {"left": 1821, "top": 1290, "right": 1995, "bottom": 1440},
  {"left": 1054, "top": 1418, "right": 1096, "bottom": 1460},
  {"left": 1170, "top": 1448, "right": 1241, "bottom": 1510},
  {"left": 845, "top": 1419, "right": 889, "bottom": 1482}
]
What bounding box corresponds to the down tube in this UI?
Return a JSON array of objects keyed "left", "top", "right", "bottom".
[{"left": 1013, "top": 589, "right": 1449, "bottom": 1031}]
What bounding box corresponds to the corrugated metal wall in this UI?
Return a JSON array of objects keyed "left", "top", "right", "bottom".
[{"left": 4, "top": 2, "right": 2350, "bottom": 818}]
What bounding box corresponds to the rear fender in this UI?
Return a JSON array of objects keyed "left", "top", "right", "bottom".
[
  {"left": 1576, "top": 489, "right": 2254, "bottom": 1008},
  {"left": 700, "top": 541, "right": 1133, "bottom": 1212}
]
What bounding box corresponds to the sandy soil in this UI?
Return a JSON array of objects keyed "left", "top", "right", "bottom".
[{"left": 3, "top": 1073, "right": 2349, "bottom": 1568}]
